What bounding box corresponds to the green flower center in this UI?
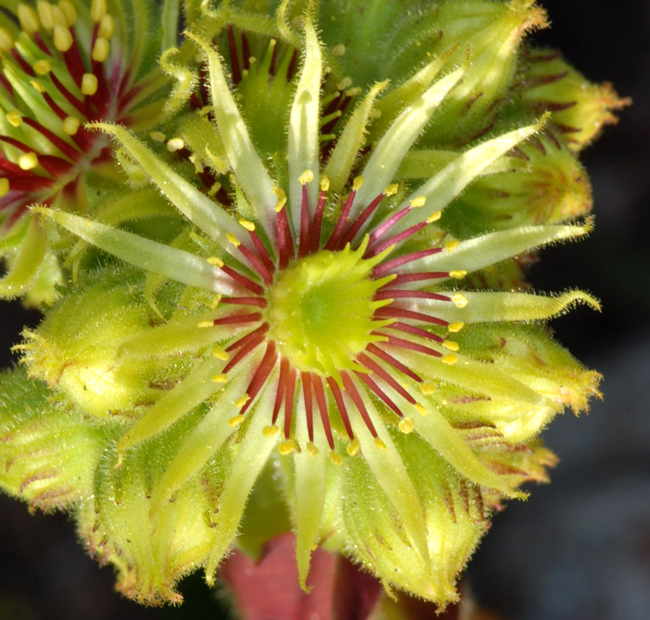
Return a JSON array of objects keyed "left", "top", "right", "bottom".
[{"left": 266, "top": 248, "right": 386, "bottom": 377}]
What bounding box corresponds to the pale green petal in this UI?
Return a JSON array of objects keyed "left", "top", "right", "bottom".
[
  {"left": 288, "top": 15, "right": 322, "bottom": 232},
  {"left": 118, "top": 313, "right": 246, "bottom": 359},
  {"left": 399, "top": 222, "right": 592, "bottom": 277},
  {"left": 404, "top": 290, "right": 601, "bottom": 323},
  {"left": 324, "top": 81, "right": 387, "bottom": 195},
  {"left": 349, "top": 383, "right": 430, "bottom": 565},
  {"left": 393, "top": 347, "right": 549, "bottom": 408},
  {"left": 89, "top": 123, "right": 242, "bottom": 251},
  {"left": 204, "top": 382, "right": 279, "bottom": 583},
  {"left": 0, "top": 216, "right": 45, "bottom": 299},
  {"left": 293, "top": 388, "right": 326, "bottom": 590},
  {"left": 35, "top": 209, "right": 236, "bottom": 295},
  {"left": 353, "top": 66, "right": 466, "bottom": 218},
  {"left": 390, "top": 116, "right": 549, "bottom": 233},
  {"left": 148, "top": 359, "right": 256, "bottom": 516},
  {"left": 187, "top": 32, "right": 278, "bottom": 246},
  {"left": 411, "top": 404, "right": 519, "bottom": 497},
  {"left": 161, "top": 0, "right": 180, "bottom": 51},
  {"left": 117, "top": 358, "right": 222, "bottom": 456}
]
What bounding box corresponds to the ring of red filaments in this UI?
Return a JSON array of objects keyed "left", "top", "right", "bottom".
[
  {"left": 207, "top": 180, "right": 460, "bottom": 450},
  {"left": 0, "top": 18, "right": 139, "bottom": 225}
]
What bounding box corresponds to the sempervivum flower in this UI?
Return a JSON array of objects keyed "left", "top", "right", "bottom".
[
  {"left": 14, "top": 7, "right": 604, "bottom": 605},
  {"left": 0, "top": 0, "right": 170, "bottom": 304}
]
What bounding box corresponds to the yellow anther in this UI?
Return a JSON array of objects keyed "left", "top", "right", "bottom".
[
  {"left": 90, "top": 0, "right": 107, "bottom": 22},
  {"left": 235, "top": 394, "right": 250, "bottom": 409},
  {"left": 51, "top": 4, "right": 67, "bottom": 27},
  {"left": 18, "top": 153, "right": 39, "bottom": 171},
  {"left": 0, "top": 178, "right": 9, "bottom": 197},
  {"left": 443, "top": 340, "right": 460, "bottom": 352},
  {"left": 209, "top": 294, "right": 222, "bottom": 309},
  {"left": 0, "top": 28, "right": 14, "bottom": 53},
  {"left": 446, "top": 240, "right": 460, "bottom": 253},
  {"left": 448, "top": 321, "right": 465, "bottom": 333},
  {"left": 279, "top": 439, "right": 295, "bottom": 455},
  {"left": 442, "top": 354, "right": 458, "bottom": 366},
  {"left": 415, "top": 403, "right": 428, "bottom": 416},
  {"left": 409, "top": 196, "right": 427, "bottom": 208},
  {"left": 149, "top": 131, "right": 166, "bottom": 143},
  {"left": 208, "top": 182, "right": 221, "bottom": 197},
  {"left": 36, "top": 1, "right": 54, "bottom": 30},
  {"left": 337, "top": 77, "right": 352, "bottom": 90},
  {"left": 197, "top": 320, "right": 214, "bottom": 329},
  {"left": 92, "top": 37, "right": 110, "bottom": 63},
  {"left": 81, "top": 74, "right": 98, "bottom": 96},
  {"left": 299, "top": 169, "right": 314, "bottom": 185},
  {"left": 319, "top": 175, "right": 330, "bottom": 192},
  {"left": 449, "top": 270, "right": 467, "bottom": 280},
  {"left": 452, "top": 293, "right": 468, "bottom": 309},
  {"left": 228, "top": 414, "right": 245, "bottom": 427},
  {"left": 207, "top": 256, "right": 224, "bottom": 267},
  {"left": 53, "top": 24, "right": 73, "bottom": 51},
  {"left": 6, "top": 111, "right": 22, "bottom": 128},
  {"left": 98, "top": 14, "right": 115, "bottom": 39},
  {"left": 211, "top": 374, "right": 228, "bottom": 384},
  {"left": 33, "top": 60, "right": 51, "bottom": 75},
  {"left": 239, "top": 219, "right": 256, "bottom": 232},
  {"left": 212, "top": 347, "right": 229, "bottom": 360},
  {"left": 62, "top": 115, "right": 80, "bottom": 135},
  {"left": 306, "top": 442, "right": 319, "bottom": 457},
  {"left": 332, "top": 43, "right": 346, "bottom": 56},
  {"left": 352, "top": 176, "right": 365, "bottom": 191},
  {"left": 273, "top": 186, "right": 287, "bottom": 212},
  {"left": 58, "top": 0, "right": 77, "bottom": 25},
  {"left": 346, "top": 438, "right": 360, "bottom": 456},
  {"left": 263, "top": 425, "right": 279, "bottom": 437},
  {"left": 427, "top": 210, "right": 442, "bottom": 224},
  {"left": 374, "top": 437, "right": 388, "bottom": 451},
  {"left": 226, "top": 233, "right": 241, "bottom": 247},
  {"left": 420, "top": 382, "right": 436, "bottom": 395},
  {"left": 18, "top": 4, "right": 40, "bottom": 35},
  {"left": 166, "top": 137, "right": 185, "bottom": 152},
  {"left": 329, "top": 451, "right": 343, "bottom": 466},
  {"left": 384, "top": 183, "right": 399, "bottom": 197},
  {"left": 30, "top": 80, "right": 46, "bottom": 93},
  {"left": 398, "top": 417, "right": 415, "bottom": 434}
]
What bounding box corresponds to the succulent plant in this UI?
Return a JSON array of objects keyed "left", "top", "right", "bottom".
[{"left": 0, "top": 0, "right": 625, "bottom": 612}]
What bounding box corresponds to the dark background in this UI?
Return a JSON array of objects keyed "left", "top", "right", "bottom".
[{"left": 1, "top": 1, "right": 649, "bottom": 618}]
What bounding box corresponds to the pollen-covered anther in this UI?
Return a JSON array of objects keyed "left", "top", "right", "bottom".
[
  {"left": 211, "top": 374, "right": 228, "bottom": 384},
  {"left": 329, "top": 451, "right": 343, "bottom": 466},
  {"left": 415, "top": 403, "right": 428, "bottom": 416},
  {"left": 92, "top": 38, "right": 110, "bottom": 63},
  {"left": 420, "top": 382, "right": 436, "bottom": 395},
  {"left": 33, "top": 60, "right": 51, "bottom": 76},
  {"left": 17, "top": 4, "right": 40, "bottom": 34},
  {"left": 166, "top": 138, "right": 185, "bottom": 152},
  {"left": 62, "top": 116, "right": 81, "bottom": 136},
  {"left": 239, "top": 219, "right": 256, "bottom": 232},
  {"left": 212, "top": 347, "right": 229, "bottom": 361},
  {"left": 398, "top": 417, "right": 415, "bottom": 434},
  {"left": 18, "top": 153, "right": 39, "bottom": 171},
  {"left": 410, "top": 196, "right": 427, "bottom": 208},
  {"left": 448, "top": 321, "right": 465, "bottom": 333},
  {"left": 319, "top": 176, "right": 330, "bottom": 192},
  {"left": 98, "top": 14, "right": 115, "bottom": 39},
  {"left": 273, "top": 186, "right": 287, "bottom": 212},
  {"left": 6, "top": 111, "right": 22, "bottom": 128},
  {"left": 263, "top": 425, "right": 279, "bottom": 437},
  {"left": 450, "top": 270, "right": 467, "bottom": 280},
  {"left": 228, "top": 414, "right": 245, "bottom": 427},
  {"left": 374, "top": 437, "right": 388, "bottom": 451},
  {"left": 445, "top": 240, "right": 460, "bottom": 253},
  {"left": 452, "top": 293, "right": 469, "bottom": 309},
  {"left": 207, "top": 256, "right": 224, "bottom": 267},
  {"left": 352, "top": 176, "right": 365, "bottom": 191},
  {"left": 347, "top": 438, "right": 360, "bottom": 456},
  {"left": 81, "top": 74, "right": 99, "bottom": 96},
  {"left": 90, "top": 0, "right": 107, "bottom": 22},
  {"left": 443, "top": 341, "right": 460, "bottom": 352},
  {"left": 442, "top": 354, "right": 458, "bottom": 366},
  {"left": 226, "top": 233, "right": 241, "bottom": 247},
  {"left": 306, "top": 442, "right": 319, "bottom": 457},
  {"left": 279, "top": 439, "right": 295, "bottom": 455},
  {"left": 53, "top": 24, "right": 73, "bottom": 51},
  {"left": 299, "top": 169, "right": 314, "bottom": 185}
]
